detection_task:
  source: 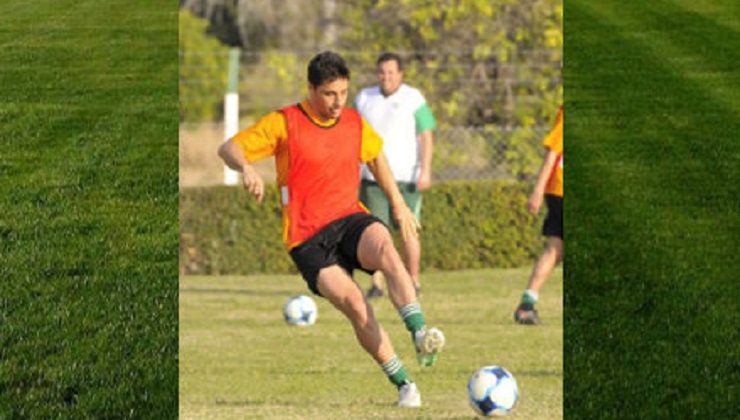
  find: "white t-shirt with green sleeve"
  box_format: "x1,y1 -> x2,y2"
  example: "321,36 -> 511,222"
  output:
355,83 -> 436,183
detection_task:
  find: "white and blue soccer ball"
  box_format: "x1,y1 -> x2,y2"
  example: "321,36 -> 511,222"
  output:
282,294 -> 318,326
467,365 -> 519,417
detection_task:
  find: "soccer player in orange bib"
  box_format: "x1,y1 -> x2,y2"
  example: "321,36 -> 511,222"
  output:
218,51 -> 445,408
514,106 -> 563,325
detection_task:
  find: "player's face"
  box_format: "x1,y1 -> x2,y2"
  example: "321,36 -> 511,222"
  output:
308,77 -> 349,120
378,60 -> 402,96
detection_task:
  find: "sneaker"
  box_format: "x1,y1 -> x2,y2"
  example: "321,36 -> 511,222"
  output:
365,285 -> 384,300
514,302 -> 541,325
398,382 -> 421,407
414,327 -> 445,367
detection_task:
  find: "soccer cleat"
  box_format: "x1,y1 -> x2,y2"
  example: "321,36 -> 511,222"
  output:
398,382 -> 421,407
514,303 -> 541,325
365,285 -> 385,300
414,327 -> 445,367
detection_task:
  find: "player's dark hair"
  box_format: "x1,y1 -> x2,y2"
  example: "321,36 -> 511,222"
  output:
307,51 -> 350,87
377,52 -> 403,71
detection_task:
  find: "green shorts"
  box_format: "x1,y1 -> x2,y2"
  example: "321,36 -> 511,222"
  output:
359,180 -> 422,229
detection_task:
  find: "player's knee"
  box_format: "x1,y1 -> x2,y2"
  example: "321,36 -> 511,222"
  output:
360,223 -> 396,263
378,237 -> 397,261
373,228 -> 397,259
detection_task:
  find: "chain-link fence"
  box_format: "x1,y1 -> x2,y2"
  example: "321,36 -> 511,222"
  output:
179,122 -> 547,188
434,125 -> 547,182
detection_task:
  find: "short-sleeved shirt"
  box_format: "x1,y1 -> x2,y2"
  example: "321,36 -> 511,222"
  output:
355,84 -> 436,183
231,100 -> 384,249
543,107 -> 563,197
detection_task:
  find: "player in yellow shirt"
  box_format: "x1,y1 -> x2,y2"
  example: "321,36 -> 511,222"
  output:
514,106 -> 563,325
218,52 -> 445,407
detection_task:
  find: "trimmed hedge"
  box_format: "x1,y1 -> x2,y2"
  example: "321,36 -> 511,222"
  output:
180,180 -> 543,274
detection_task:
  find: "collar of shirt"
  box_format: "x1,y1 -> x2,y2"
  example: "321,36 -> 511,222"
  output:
299,99 -> 338,127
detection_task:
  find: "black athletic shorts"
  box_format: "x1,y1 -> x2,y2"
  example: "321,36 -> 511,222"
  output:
542,194 -> 563,239
289,212 -> 384,296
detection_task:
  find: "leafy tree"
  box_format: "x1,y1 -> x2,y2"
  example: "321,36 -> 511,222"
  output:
337,0 -> 562,127
337,0 -> 562,179
179,10 -> 229,122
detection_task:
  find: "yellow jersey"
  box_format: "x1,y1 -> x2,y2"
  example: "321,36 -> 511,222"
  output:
543,107 -> 563,197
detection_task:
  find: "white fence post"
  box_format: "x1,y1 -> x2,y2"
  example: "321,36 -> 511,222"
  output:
224,48 -> 240,185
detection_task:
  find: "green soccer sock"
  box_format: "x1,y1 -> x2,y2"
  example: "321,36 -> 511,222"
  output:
399,302 -> 426,335
521,289 -> 539,305
381,355 -> 412,388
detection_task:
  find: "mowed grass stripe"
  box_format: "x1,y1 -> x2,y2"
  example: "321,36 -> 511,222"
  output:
569,1 -> 739,222
566,1 -> 738,418
670,0 -> 740,33
1,1 -> 177,418
584,1 -> 740,117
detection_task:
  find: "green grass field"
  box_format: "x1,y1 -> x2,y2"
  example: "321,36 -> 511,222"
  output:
0,1 -> 177,417
180,268 -> 562,419
566,0 -> 739,417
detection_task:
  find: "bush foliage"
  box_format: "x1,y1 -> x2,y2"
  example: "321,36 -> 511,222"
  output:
180,180 -> 542,275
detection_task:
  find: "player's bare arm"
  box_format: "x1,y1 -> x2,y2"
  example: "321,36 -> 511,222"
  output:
417,130 -> 434,191
366,152 -> 420,243
527,149 -> 559,214
218,140 -> 265,203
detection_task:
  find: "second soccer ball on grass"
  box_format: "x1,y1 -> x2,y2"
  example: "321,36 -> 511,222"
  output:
283,294 -> 318,326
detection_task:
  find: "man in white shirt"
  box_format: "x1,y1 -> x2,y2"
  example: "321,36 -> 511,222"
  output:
355,52 -> 436,299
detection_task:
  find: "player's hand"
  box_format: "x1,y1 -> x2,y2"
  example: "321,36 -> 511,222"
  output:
242,165 -> 265,203
392,204 -> 421,244
527,192 -> 543,214
417,170 -> 432,191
